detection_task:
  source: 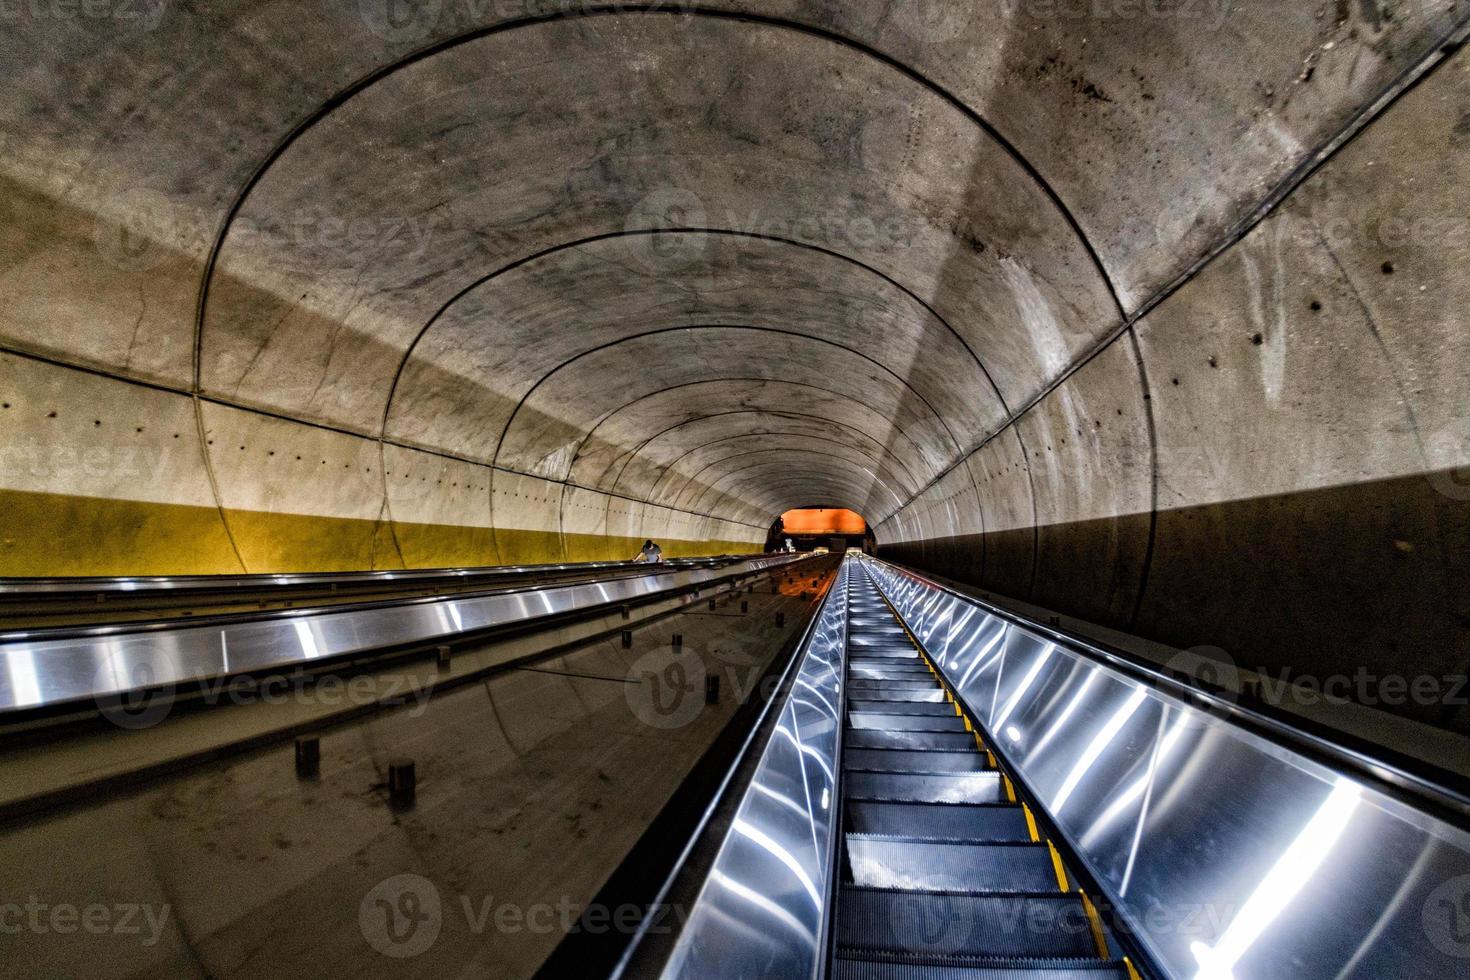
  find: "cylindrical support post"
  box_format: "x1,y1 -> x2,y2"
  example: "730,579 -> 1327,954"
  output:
621,630 -> 633,649
708,597 -> 717,611
621,604 -> 631,621
740,600 -> 749,613
776,612 -> 786,627
705,676 -> 720,705
672,634 -> 683,649
436,645 -> 452,670
388,759 -> 416,809
294,736 -> 320,778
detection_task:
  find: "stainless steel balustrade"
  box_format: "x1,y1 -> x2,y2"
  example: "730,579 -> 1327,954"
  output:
0,555 -> 802,716
0,555 -> 742,597
648,560 -> 850,980
862,556 -> 1470,980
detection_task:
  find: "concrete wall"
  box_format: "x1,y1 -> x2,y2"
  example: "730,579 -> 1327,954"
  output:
880,41 -> 1470,732
0,2 -> 1466,733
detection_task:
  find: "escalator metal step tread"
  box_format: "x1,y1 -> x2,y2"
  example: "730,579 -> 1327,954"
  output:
846,802 -> 1031,842
845,771 -> 1004,805
844,730 -> 978,751
834,957 -> 1129,980
848,689 -> 947,703
848,713 -> 969,733
849,679 -> 943,692
849,668 -> 937,682
849,659 -> 930,669
849,701 -> 957,716
847,838 -> 1059,892
845,749 -> 988,774
836,887 -> 1099,960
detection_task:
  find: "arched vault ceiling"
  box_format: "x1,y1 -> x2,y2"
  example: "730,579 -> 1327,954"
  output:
200,15 -> 1114,434
568,381 -> 942,493
495,327 -> 959,480
384,232 -> 1006,459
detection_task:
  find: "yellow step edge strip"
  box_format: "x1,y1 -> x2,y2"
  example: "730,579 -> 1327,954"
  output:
1081,890 -> 1112,959
1022,805 -> 1041,843
1002,774 -> 1017,803
1047,841 -> 1071,891
1123,957 -> 1143,980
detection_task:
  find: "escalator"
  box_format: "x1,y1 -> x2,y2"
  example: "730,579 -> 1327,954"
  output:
831,568 -> 1136,979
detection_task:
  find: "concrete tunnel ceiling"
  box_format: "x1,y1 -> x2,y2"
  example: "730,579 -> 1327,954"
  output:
2,2 -> 1469,728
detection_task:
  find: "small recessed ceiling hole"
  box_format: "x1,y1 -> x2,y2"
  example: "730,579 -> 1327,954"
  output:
1251,333 -> 1264,346
1381,261 -> 1395,275
1171,377 -> 1180,386
1309,300 -> 1323,311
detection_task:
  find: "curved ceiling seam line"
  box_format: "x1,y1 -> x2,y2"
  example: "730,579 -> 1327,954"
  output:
690,455 -> 895,504
189,4 -> 1125,414
659,446 -> 909,512
606,410 -> 926,494
679,455 -> 893,511
376,228 -> 1008,444
875,14 -> 1470,528
688,457 -> 902,515
492,322 -> 967,474
702,474 -> 892,519
589,390 -> 937,494
653,441 -> 914,509
635,429 -> 921,502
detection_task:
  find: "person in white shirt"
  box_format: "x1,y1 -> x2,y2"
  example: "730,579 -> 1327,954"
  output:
634,540 -> 664,563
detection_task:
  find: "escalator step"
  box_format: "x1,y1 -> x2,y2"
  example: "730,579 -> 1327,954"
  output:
850,669 -> 935,683
845,771 -> 1004,804
849,689 -> 947,704
849,679 -> 943,692
836,887 -> 1099,960
848,712 -> 968,733
846,802 -> 1031,842
848,700 -> 956,716
834,957 -> 1129,980
850,635 -> 918,649
847,839 -> 1060,892
845,749 -> 988,775
844,730 -> 977,751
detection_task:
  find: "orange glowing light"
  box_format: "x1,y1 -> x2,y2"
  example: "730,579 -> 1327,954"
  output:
780,509 -> 867,536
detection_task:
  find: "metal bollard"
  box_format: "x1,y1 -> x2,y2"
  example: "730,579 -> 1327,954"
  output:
388,759 -> 416,809
621,604 -> 631,621
622,630 -> 633,649
672,634 -> 683,649
776,612 -> 786,627
436,645 -> 452,670
708,597 -> 717,610
740,600 -> 749,613
705,676 -> 720,705
294,736 -> 320,778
